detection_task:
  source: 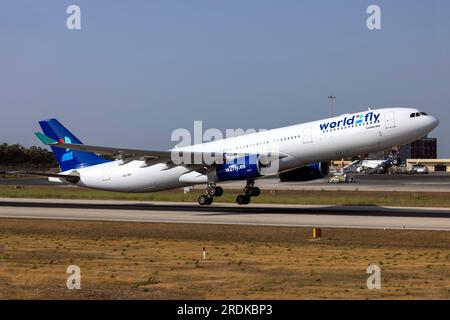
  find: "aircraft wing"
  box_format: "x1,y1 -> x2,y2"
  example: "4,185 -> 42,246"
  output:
35,132 -> 287,165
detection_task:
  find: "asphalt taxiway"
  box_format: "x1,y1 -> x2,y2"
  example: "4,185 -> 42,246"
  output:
0,198 -> 449,231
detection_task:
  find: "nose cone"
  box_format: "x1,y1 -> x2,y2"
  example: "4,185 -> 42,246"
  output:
421,114 -> 439,134
429,115 -> 439,130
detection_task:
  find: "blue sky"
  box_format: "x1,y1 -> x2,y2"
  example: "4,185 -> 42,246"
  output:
1,1 -> 449,156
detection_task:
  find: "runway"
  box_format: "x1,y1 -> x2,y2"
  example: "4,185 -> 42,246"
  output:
1,198 -> 450,231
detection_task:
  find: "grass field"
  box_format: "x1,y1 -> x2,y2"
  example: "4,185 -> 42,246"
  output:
1,185 -> 450,207
0,219 -> 449,299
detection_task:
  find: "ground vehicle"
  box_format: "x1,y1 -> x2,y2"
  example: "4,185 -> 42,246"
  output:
409,165 -> 429,174
327,174 -> 355,183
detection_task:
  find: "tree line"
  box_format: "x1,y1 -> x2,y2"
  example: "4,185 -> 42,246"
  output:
0,143 -> 56,166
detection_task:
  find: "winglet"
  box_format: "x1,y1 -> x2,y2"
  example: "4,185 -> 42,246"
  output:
35,132 -> 56,145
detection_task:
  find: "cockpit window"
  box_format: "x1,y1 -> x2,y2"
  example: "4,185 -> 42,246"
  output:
411,112 -> 428,118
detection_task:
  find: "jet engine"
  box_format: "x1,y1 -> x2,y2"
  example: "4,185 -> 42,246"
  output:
215,154 -> 263,181
279,162 -> 330,182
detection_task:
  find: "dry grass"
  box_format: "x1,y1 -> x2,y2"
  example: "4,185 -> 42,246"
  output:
0,218 -> 449,299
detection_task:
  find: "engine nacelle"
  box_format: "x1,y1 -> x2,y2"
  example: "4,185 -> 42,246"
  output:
279,162 -> 330,182
215,154 -> 261,181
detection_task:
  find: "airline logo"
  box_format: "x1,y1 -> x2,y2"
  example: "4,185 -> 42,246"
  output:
319,112 -> 381,131
355,114 -> 364,124
59,136 -> 74,162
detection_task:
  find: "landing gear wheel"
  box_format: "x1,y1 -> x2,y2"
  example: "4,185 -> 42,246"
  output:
392,158 -> 402,166
207,186 -> 223,197
236,194 -> 251,205
245,186 -> 260,197
214,186 -> 223,197
198,195 -> 213,205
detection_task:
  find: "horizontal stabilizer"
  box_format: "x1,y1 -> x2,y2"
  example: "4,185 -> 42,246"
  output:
34,132 -> 56,145
8,171 -> 81,184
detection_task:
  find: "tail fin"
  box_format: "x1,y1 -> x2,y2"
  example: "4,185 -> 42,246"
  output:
38,119 -> 110,171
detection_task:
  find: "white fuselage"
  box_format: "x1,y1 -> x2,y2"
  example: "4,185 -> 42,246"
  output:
58,108 -> 438,192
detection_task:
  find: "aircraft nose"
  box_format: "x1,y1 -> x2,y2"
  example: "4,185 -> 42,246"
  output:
425,115 -> 439,131
430,115 -> 439,129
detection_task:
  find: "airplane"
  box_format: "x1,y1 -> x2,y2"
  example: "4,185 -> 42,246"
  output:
31,107 -> 438,205
349,146 -> 402,174
354,158 -> 400,174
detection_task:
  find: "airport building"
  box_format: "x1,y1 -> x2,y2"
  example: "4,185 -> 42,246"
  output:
332,135 -> 448,173
401,135 -> 437,160
368,135 -> 438,161
406,159 -> 450,172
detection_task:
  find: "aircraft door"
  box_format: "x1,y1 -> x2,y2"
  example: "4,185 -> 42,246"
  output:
102,168 -> 112,182
385,111 -> 396,129
303,127 -> 312,144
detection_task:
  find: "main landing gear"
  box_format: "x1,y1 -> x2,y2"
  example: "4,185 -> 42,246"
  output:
197,184 -> 223,206
236,180 -> 260,205
197,181 -> 261,206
